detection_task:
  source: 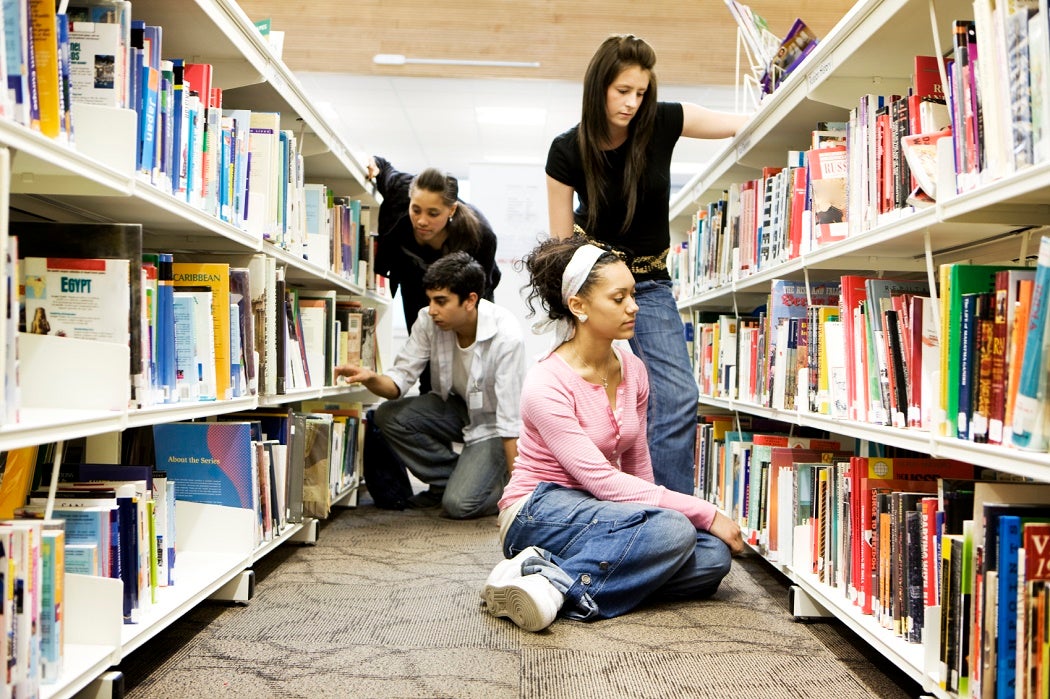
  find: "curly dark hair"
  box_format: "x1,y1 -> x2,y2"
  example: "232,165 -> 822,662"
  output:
520,235 -> 622,324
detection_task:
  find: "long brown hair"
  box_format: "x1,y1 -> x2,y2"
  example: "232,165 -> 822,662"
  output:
410,168 -> 482,253
578,34 -> 658,236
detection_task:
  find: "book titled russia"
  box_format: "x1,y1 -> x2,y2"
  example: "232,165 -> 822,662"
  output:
806,145 -> 849,248
22,256 -> 130,342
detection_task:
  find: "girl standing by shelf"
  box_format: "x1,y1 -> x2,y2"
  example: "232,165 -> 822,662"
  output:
545,34 -> 750,494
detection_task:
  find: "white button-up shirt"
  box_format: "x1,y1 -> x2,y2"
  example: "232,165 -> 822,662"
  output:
385,299 -> 525,445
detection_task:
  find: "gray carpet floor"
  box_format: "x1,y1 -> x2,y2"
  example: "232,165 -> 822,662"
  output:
119,498 -> 924,698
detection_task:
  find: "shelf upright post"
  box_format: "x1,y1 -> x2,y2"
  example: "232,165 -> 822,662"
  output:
43,440 -> 65,520
921,229 -> 944,457
922,229 -> 940,333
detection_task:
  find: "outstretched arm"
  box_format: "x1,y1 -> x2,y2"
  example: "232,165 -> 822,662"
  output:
680,103 -> 751,140
333,364 -> 401,400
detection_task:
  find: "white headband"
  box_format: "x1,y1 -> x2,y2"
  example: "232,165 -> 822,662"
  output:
561,244 -> 606,305
532,244 -> 606,345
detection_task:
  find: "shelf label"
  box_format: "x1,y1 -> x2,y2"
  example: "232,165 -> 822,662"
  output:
268,67 -> 287,93
807,60 -> 833,88
735,136 -> 751,159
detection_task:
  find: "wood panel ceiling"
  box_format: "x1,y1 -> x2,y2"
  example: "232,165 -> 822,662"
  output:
236,1 -> 857,86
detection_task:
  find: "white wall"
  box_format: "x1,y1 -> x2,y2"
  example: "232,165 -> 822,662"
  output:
467,163 -> 554,364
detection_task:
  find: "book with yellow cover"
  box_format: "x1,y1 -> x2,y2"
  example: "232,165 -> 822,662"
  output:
29,0 -> 61,138
173,262 -> 232,400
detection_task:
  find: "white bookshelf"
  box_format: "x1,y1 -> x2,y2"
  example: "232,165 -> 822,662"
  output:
672,0 -> 1050,694
0,1 -> 389,696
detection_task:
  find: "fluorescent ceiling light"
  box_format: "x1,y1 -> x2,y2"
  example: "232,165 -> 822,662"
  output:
374,53 -> 540,68
482,154 -> 544,165
475,107 -> 546,127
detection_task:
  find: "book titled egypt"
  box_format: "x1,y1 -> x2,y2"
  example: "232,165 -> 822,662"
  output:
22,256 -> 130,343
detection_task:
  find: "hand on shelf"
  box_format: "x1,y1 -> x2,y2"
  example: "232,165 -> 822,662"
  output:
334,364 -> 375,385
366,156 -> 379,182
708,512 -> 745,556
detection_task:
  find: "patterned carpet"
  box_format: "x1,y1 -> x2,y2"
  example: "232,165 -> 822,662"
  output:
120,500 -> 923,698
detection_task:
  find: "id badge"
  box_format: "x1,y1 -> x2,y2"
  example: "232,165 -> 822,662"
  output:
469,389 -> 484,410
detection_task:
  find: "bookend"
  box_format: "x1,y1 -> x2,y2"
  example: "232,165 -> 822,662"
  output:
77,670 -> 126,699
210,569 -> 255,604
788,585 -> 833,620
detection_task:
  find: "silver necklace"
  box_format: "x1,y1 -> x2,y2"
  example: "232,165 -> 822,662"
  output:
571,344 -> 616,389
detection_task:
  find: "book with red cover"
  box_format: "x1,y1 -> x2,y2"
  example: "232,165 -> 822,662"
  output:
788,165 -> 808,259
840,276 -> 871,422
913,55 -> 947,101
875,106 -> 893,215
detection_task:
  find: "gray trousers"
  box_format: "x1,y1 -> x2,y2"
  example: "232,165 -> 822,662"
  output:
374,393 -> 507,519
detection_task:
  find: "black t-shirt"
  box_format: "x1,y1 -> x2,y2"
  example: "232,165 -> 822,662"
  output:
545,102 -> 683,279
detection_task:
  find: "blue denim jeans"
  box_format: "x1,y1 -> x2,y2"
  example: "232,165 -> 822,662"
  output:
375,393 -> 507,518
502,482 -> 732,620
629,279 -> 700,494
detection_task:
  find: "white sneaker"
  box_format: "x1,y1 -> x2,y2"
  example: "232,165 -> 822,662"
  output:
481,546 -> 546,597
482,573 -> 564,632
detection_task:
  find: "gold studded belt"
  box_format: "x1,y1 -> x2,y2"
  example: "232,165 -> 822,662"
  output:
571,224 -> 667,275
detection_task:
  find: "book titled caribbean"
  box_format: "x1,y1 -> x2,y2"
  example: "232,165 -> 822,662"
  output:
152,422 -> 254,510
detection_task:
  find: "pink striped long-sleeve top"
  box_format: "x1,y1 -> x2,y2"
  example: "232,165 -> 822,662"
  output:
499,347 -> 716,530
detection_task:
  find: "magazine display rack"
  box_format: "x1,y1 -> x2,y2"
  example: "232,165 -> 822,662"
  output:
670,0 -> 1050,695
0,1 -> 386,697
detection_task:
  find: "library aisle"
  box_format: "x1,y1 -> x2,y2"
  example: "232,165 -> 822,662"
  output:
118,495 -> 923,698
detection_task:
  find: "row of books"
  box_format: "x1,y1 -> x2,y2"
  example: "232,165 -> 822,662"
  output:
694,418 -> 1050,698
672,9 -> 1050,301
0,516 -> 66,695
0,400 -> 369,625
0,3 -> 378,286
3,222 -> 382,422
689,258 -> 1050,453
952,6 -> 1050,193
669,54 -> 950,299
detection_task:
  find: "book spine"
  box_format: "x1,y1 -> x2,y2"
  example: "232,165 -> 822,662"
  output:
989,272 -> 1010,443
1012,236 -> 1050,449
971,298 -> 994,443
956,293 -> 978,440
997,515 -> 1022,698
884,309 -> 909,428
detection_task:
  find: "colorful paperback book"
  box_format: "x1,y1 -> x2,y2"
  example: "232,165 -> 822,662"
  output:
17,221 -> 146,404
173,262 -> 231,400
67,1 -> 131,108
807,146 -> 849,247
22,256 -> 130,343
152,421 -> 256,510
